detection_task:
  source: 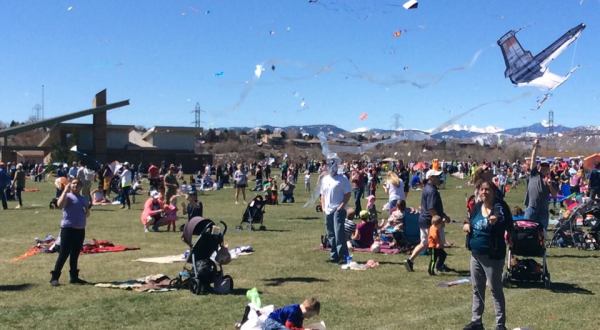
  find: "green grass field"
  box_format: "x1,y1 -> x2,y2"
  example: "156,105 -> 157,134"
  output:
1,174 -> 599,330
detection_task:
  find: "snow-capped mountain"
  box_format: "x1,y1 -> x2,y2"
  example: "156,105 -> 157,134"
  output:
437,124 -> 504,134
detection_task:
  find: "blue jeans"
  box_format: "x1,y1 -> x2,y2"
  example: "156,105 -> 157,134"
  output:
353,187 -> 364,213
325,208 -> 348,261
524,206 -> 549,230
263,318 -> 288,330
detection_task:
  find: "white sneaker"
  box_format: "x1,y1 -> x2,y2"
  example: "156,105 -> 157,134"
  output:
15,205 -> 21,209
144,227 -> 149,233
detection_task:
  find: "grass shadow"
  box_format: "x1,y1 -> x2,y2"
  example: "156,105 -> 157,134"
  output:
263,277 -> 329,287
258,229 -> 291,232
378,261 -> 403,265
0,283 -> 34,291
294,216 -> 320,220
550,282 -> 594,294
228,288 -> 253,296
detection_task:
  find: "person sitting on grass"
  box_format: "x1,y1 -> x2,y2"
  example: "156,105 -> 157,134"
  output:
379,206 -> 406,249
264,297 -> 321,330
90,188 -> 111,205
351,210 -> 376,249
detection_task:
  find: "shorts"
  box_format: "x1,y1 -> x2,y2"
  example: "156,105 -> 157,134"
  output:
419,227 -> 429,246
235,183 -> 247,189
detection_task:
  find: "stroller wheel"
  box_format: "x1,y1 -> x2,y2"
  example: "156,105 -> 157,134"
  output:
214,275 -> 234,294
543,272 -> 551,289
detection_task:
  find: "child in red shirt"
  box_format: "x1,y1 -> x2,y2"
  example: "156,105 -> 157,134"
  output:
428,215 -> 447,275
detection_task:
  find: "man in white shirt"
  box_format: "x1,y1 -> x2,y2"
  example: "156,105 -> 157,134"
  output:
320,156 -> 352,264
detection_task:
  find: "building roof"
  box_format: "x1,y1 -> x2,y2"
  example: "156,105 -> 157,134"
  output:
141,126 -> 200,140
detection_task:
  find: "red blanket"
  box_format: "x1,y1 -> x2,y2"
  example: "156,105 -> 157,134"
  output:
81,239 -> 140,254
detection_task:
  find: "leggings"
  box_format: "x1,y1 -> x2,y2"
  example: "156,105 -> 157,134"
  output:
15,187 -> 23,206
53,227 -> 85,273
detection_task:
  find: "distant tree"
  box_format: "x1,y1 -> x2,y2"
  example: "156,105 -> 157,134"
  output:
204,129 -> 218,143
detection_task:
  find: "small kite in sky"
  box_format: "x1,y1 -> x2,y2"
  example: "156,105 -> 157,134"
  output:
393,31 -> 402,38
359,112 -> 368,121
300,99 -> 307,109
67,6 -> 74,11
214,71 -> 224,77
403,0 -> 418,10
254,65 -> 264,79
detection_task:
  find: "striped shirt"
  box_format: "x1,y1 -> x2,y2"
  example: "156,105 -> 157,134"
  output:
344,219 -> 356,240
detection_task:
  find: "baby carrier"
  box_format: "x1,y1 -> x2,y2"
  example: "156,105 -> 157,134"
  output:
503,220 -> 550,288
171,217 -> 233,295
237,196 -> 266,231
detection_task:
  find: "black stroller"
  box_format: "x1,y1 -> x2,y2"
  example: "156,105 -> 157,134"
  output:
503,220 -> 550,288
236,195 -> 266,231
548,199 -> 600,250
171,217 -> 233,295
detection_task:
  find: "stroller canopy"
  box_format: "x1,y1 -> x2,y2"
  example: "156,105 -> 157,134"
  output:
182,217 -> 215,247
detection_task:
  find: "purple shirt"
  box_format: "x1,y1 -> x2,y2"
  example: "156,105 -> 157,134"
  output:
61,193 -> 88,229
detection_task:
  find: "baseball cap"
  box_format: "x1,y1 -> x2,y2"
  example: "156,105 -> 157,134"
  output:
425,169 -> 443,180
359,210 -> 369,219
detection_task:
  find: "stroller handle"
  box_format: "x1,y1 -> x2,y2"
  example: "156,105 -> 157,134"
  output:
220,221 -> 228,236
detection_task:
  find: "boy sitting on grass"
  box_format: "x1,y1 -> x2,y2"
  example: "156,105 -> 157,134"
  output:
264,297 -> 321,330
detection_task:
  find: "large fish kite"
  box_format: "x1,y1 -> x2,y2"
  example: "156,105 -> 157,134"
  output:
498,23 -> 585,91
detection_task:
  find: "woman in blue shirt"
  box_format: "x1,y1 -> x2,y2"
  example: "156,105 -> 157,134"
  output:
463,179 -> 508,330
50,179 -> 90,286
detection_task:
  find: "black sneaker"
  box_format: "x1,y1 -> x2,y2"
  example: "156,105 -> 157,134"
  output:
463,321 -> 484,330
437,265 -> 456,273
495,326 -> 507,330
404,259 -> 414,272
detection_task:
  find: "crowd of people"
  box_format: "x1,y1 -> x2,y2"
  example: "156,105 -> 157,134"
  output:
5,140 -> 600,330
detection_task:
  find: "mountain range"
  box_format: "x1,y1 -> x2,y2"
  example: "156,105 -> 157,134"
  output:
225,123 -> 585,140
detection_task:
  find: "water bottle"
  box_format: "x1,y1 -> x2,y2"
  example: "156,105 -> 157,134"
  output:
346,254 -> 353,264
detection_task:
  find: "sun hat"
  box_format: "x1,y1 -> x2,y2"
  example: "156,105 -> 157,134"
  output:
425,169 -> 443,180
359,210 -> 369,219
150,190 -> 160,199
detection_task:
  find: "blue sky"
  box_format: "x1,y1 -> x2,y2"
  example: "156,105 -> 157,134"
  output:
0,1 -> 598,132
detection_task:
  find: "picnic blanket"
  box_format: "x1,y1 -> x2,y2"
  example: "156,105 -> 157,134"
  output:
95,274 -> 175,292
11,237 -> 139,262
10,235 -> 58,262
81,239 -> 140,254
